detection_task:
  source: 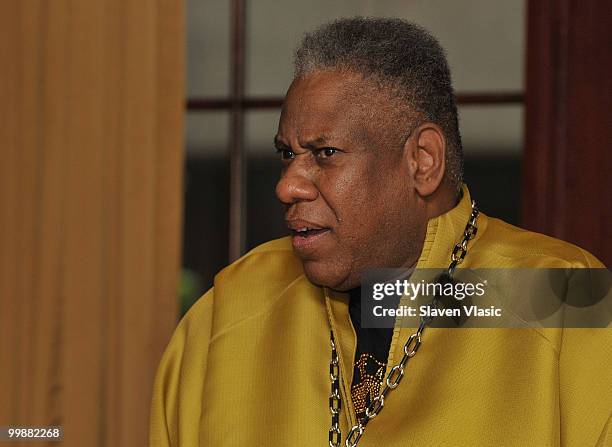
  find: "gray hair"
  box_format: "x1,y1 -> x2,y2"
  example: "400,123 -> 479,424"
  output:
294,17 -> 463,189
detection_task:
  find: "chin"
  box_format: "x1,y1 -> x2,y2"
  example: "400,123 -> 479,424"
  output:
302,259 -> 355,292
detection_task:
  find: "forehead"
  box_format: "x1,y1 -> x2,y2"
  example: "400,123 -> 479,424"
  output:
278,70 -> 373,143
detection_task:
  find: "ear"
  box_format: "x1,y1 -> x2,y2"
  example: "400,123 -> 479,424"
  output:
405,123 -> 446,197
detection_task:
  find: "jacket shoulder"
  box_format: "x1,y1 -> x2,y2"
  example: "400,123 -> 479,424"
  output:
244,236 -> 294,255
202,236 -> 305,331
475,215 -> 605,268
216,236 -> 302,283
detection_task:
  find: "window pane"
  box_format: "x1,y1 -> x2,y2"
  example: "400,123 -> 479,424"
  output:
182,112 -> 230,313
185,112 -> 229,157
187,0 -> 230,97
460,105 -> 524,225
246,0 -> 524,96
245,110 -> 288,251
459,104 -> 523,156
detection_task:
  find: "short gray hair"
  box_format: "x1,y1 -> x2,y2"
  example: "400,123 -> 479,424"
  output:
294,17 -> 463,188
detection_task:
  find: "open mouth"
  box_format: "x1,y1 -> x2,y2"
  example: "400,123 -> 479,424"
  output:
290,227 -> 331,249
291,227 -> 329,237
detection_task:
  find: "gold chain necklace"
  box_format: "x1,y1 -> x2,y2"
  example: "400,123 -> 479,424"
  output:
328,200 -> 480,447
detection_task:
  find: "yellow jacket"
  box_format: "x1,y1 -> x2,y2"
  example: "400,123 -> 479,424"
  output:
150,189 -> 610,446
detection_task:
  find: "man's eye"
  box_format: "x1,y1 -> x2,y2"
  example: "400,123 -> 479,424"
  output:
277,148 -> 295,160
317,147 -> 337,158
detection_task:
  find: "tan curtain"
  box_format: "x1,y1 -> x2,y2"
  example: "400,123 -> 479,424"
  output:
0,1 -> 184,445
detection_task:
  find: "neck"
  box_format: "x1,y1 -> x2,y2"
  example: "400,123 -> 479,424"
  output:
404,183 -> 461,271
424,182 -> 460,221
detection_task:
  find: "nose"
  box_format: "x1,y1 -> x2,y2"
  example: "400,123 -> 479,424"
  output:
275,161 -> 319,206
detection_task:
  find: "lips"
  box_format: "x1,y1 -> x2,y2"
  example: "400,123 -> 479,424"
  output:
286,219 -> 331,250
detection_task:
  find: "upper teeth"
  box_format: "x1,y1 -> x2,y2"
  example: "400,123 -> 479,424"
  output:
296,228 -> 310,232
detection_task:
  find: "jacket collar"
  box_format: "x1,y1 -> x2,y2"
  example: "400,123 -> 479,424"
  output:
417,184 -> 482,269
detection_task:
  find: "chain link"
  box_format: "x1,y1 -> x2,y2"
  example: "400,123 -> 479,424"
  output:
329,335 -> 342,447
328,201 -> 479,446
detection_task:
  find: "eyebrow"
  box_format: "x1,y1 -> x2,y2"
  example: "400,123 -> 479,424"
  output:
273,136 -> 289,150
273,135 -> 331,150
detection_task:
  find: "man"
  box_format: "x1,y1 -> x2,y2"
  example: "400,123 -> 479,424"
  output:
150,18 -> 610,446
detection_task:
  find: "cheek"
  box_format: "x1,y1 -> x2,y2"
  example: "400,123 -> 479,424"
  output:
332,163 -> 408,225
323,161 -> 380,213
331,169 -> 414,259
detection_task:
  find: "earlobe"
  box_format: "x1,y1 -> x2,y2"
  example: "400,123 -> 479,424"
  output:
411,124 -> 446,197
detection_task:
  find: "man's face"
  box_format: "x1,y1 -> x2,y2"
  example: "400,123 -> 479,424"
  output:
275,70 -> 426,291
